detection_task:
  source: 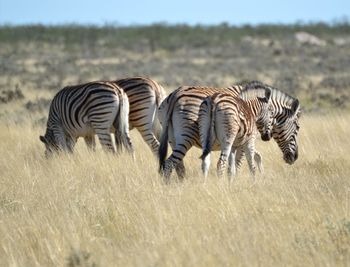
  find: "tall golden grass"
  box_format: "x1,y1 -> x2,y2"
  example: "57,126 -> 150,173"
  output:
0,112 -> 349,266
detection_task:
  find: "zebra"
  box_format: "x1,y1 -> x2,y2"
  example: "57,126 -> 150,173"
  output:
199,87 -> 273,180
158,81 -> 300,181
113,77 -> 166,155
39,81 -> 133,157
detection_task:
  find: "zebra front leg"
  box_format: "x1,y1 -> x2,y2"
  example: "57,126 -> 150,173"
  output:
244,139 -> 256,177
54,128 -> 70,152
84,135 -> 96,151
201,153 -> 211,180
254,151 -> 264,173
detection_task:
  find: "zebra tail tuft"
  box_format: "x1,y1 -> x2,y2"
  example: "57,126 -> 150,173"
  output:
158,122 -> 169,173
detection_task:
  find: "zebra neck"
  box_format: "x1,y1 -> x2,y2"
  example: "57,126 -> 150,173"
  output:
243,99 -> 261,118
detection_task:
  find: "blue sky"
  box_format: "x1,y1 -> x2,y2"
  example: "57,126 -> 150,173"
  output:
0,0 -> 349,25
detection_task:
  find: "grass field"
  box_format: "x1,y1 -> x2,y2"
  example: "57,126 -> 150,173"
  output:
1,24 -> 350,266
0,112 -> 349,266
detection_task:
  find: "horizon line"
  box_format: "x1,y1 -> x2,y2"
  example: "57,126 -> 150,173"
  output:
0,17 -> 349,28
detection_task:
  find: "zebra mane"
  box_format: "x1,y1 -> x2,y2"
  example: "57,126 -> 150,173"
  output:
239,87 -> 268,101
238,80 -> 298,109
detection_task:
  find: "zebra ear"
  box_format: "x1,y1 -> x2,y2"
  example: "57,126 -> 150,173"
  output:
40,135 -> 47,144
290,99 -> 300,116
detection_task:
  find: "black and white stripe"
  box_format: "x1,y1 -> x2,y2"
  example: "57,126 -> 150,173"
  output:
158,81 -> 300,180
114,77 -> 166,155
40,81 -> 133,157
198,87 -> 273,179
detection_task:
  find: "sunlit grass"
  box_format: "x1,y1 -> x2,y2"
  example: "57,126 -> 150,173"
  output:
0,113 -> 349,266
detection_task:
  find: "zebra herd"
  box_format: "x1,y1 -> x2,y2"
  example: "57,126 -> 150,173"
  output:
40,77 -> 300,182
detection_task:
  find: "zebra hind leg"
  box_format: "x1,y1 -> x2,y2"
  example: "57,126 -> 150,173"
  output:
234,147 -> 245,175
218,138 -> 234,180
138,127 -> 159,156
217,153 -> 229,179
175,160 -> 186,182
201,153 -> 211,180
227,149 -> 236,181
161,159 -> 174,184
94,129 -> 115,153
84,135 -> 96,151
65,135 -> 77,153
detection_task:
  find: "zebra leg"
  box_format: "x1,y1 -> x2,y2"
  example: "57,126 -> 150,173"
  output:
201,152 -> 211,179
161,157 -> 174,183
129,101 -> 160,155
162,157 -> 186,183
94,128 -> 115,153
162,140 -> 189,182
234,147 -> 245,173
244,139 -> 256,177
137,127 -> 159,156
53,127 -> 69,152
217,146 -> 232,179
175,160 -> 186,181
84,135 -> 96,151
65,135 -> 77,153
254,151 -> 264,173
227,148 -> 236,181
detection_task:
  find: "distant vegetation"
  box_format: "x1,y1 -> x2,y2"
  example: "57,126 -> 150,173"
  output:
0,22 -> 350,116
1,22 -> 350,49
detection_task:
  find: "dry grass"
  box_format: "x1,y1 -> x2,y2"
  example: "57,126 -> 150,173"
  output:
0,112 -> 349,267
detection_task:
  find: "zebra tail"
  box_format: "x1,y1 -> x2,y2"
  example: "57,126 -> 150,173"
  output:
115,92 -> 133,154
200,97 -> 215,160
158,120 -> 169,173
158,90 -> 177,173
153,84 -> 167,141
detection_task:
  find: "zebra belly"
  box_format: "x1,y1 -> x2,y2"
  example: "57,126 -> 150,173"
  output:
64,124 -> 95,139
192,140 -> 221,151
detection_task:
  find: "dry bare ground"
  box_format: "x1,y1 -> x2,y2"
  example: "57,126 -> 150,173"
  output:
0,112 -> 349,266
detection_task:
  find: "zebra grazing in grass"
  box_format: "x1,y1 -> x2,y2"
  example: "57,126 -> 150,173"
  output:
199,87 -> 273,179
40,81 -> 133,157
114,77 -> 166,155
158,81 -> 300,181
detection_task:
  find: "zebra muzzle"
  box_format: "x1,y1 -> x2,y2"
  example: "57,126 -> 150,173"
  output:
284,151 -> 297,164
261,132 -> 271,141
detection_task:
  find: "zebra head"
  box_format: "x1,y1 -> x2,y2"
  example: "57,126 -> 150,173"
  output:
39,128 -> 59,158
240,86 -> 274,142
272,99 -> 300,164
255,87 -> 274,142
